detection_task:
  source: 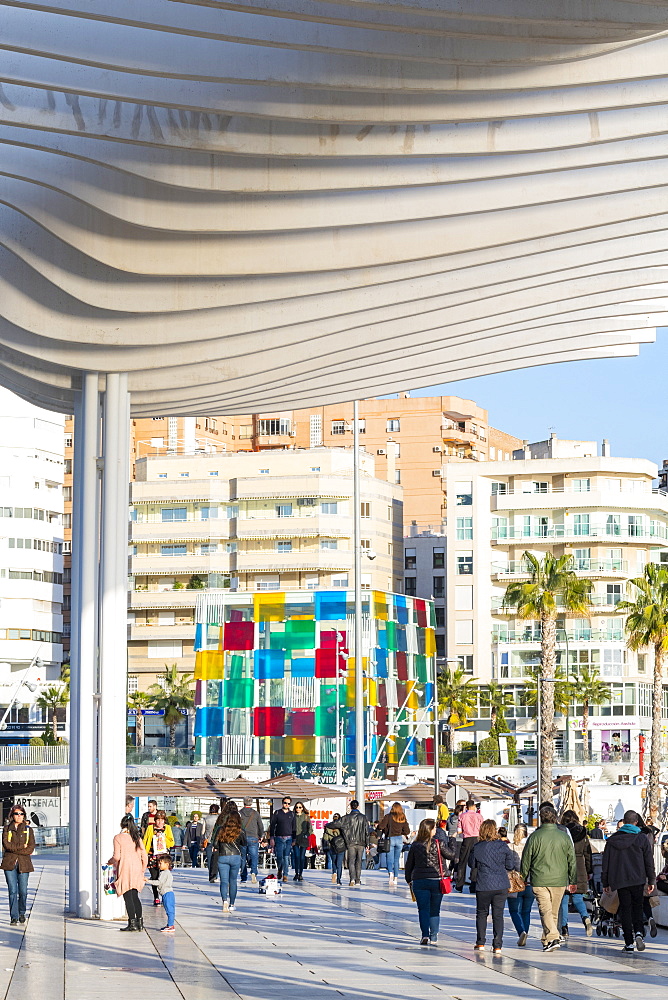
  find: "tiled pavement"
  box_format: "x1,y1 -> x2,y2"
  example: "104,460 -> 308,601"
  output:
3,855 -> 668,999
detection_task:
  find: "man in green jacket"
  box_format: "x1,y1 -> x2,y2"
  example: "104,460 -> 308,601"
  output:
521,805 -> 577,951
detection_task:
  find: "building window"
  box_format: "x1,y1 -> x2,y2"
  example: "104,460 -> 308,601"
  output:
606,584 -> 622,606
309,415 -> 323,448
200,506 -> 218,520
572,478 -> 590,492
201,543 -> 218,554
322,502 -> 338,514
64,459 -> 72,475
435,634 -> 445,657
395,470 -> 401,485
276,504 -> 293,518
63,486 -> 72,502
491,481 -> 507,495
161,544 -> 187,556
456,517 -> 473,540
63,514 -> 72,529
360,503 -> 371,518
456,552 -> 473,575
227,505 -> 239,519
311,467 -> 320,473
638,654 -> 646,674
404,577 -> 417,596
238,425 -> 253,439
128,675 -> 138,694
209,470 -> 219,477
162,507 -> 187,522
226,542 -> 237,553
458,654 -> 474,674
321,539 -> 338,550
180,472 -> 189,478
455,585 -> 473,611
331,420 -> 346,435
386,419 -> 400,432
455,620 -> 473,644
606,514 -> 621,536
405,548 -> 416,570
259,469 -> 269,475
158,473 -> 167,479
148,639 -> 183,659
357,419 -> 366,434
434,606 -> 445,628
573,514 -> 589,536
433,577 -> 445,598
277,540 -> 292,553
332,575 -> 348,588
455,482 -> 473,506
628,515 -> 643,537
432,547 -> 445,569
298,498 -> 316,507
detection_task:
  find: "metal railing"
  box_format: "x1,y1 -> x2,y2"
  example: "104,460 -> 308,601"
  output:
492,527 -> 667,542
126,747 -> 196,767
0,745 -> 69,766
492,629 -> 624,643
491,595 -> 623,612
491,559 -> 628,576
33,826 -> 68,848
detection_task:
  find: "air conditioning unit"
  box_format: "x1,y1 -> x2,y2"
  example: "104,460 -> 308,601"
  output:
432,446 -> 442,453
432,470 -> 442,477
377,448 -> 386,455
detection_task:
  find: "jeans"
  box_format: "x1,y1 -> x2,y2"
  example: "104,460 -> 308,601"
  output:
476,889 -> 508,948
189,843 -> 200,868
347,845 -> 364,884
241,837 -> 259,881
388,837 -> 403,879
558,891 -> 588,930
205,843 -> 215,876
294,844 -> 307,877
412,878 -> 442,940
617,884 -> 645,945
274,836 -> 292,877
218,855 -> 242,905
162,891 -> 176,927
331,851 -> 344,884
507,884 -> 534,935
4,867 -> 28,922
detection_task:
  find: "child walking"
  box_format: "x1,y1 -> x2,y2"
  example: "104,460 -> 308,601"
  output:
146,855 -> 176,932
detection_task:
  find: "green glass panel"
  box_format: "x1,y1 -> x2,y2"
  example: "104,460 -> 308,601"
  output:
320,682 -> 345,708
269,630 -> 287,650
385,620 -> 398,651
284,619 -> 316,649
315,706 -> 337,738
224,678 -> 254,708
228,654 -> 244,680
415,655 -> 428,682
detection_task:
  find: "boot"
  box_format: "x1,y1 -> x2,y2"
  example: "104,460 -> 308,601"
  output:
120,918 -> 139,932
137,917 -> 144,931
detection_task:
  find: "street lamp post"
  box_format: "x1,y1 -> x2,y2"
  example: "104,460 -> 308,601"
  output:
433,657 -> 459,798
353,401 -> 365,807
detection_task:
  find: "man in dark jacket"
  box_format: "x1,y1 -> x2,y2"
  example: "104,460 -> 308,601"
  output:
240,798 -> 264,885
602,809 -> 656,952
269,796 -> 296,882
338,800 -> 370,887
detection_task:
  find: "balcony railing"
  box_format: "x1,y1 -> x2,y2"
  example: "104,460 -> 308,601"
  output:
0,745 -> 69,766
491,559 -> 628,577
492,526 -> 666,542
493,628 -> 624,643
491,595 -> 624,612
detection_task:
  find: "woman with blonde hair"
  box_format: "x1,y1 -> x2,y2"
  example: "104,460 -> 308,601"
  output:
378,801 -> 411,886
469,819 -> 519,953
404,818 -> 455,945
507,822 -> 534,946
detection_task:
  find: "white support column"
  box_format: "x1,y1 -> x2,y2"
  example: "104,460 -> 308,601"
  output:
98,373 -> 130,919
353,400 -> 365,806
68,372 -> 100,918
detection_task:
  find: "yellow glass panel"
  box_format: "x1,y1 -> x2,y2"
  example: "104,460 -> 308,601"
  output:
372,590 -> 389,621
254,592 -> 286,622
194,650 -> 225,680
407,681 -> 419,710
365,678 -> 378,707
283,737 -> 316,762
386,733 -> 398,763
425,628 -> 436,656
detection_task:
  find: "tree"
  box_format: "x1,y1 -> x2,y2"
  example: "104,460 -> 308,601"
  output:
618,563 -> 668,812
572,665 -> 609,762
187,574 -> 206,590
503,552 -> 591,799
437,666 -> 477,755
36,683 -> 69,741
148,663 -> 195,748
128,690 -> 154,747
483,680 -> 515,729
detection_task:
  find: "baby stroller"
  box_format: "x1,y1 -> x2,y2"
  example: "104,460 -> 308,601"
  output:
591,886 -> 622,938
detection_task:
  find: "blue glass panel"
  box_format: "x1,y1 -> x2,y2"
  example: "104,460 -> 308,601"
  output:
315,591 -> 347,621
194,706 -> 224,737
194,623 -> 204,651
375,649 -> 388,678
254,649 -> 285,679
291,657 -> 315,678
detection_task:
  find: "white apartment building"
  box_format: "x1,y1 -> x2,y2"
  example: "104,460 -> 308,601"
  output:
0,389 -> 65,743
444,441 -> 668,759
129,448 -> 403,689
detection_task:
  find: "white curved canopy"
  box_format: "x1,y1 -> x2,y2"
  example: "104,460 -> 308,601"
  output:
0,1 -> 666,414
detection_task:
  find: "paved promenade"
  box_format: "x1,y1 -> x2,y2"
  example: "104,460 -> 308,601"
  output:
2,855 -> 668,999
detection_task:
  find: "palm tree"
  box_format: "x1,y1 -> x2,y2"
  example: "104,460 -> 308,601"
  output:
36,683 -> 69,740
437,666 -> 477,755
483,680 -> 515,729
503,552 -> 591,799
148,663 -> 195,748
571,665 -> 609,762
618,563 -> 668,812
128,690 -> 154,747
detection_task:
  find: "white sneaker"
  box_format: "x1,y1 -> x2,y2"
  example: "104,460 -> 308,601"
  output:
229,905 -> 236,912
251,874 -> 257,885
223,901 -> 229,912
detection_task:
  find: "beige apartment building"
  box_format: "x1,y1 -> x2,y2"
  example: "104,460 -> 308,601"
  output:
132,395 -> 522,529
128,448 -> 402,689
443,439 -> 668,760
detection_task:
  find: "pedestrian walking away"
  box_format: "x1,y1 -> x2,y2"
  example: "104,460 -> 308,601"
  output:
142,811 -> 175,905
202,804 -> 220,878
2,804 -> 35,925
108,814 -> 148,932
559,810 -> 593,939
446,804 -> 463,875
269,796 -> 296,883
338,800 -> 370,887
405,818 -> 455,945
456,800 -> 483,892
470,819 -> 519,953
239,798 -> 264,885
214,802 -> 247,912
378,802 -> 410,887
146,855 -> 176,932
520,805 -> 576,952
323,813 -> 346,886
507,823 -> 534,947
601,809 -> 655,952
293,802 -> 312,882
185,812 -> 203,868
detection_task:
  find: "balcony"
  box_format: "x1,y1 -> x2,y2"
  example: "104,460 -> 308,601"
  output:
130,555 -> 231,576
130,590 -> 201,609
237,514 -> 350,537
491,526 -> 666,543
491,594 -> 625,613
493,629 -> 624,644
235,550 -> 351,573
129,624 -> 195,640
132,521 -> 232,543
491,559 -> 629,579
491,486 -> 668,515
131,480 -> 228,503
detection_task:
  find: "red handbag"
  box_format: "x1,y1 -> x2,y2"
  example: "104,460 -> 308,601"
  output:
437,840 -> 452,895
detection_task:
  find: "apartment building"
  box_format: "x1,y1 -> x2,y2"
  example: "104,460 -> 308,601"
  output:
403,529 -> 447,659
131,396 -> 523,529
443,439 -> 668,758
0,390 -> 65,743
128,448 -> 402,690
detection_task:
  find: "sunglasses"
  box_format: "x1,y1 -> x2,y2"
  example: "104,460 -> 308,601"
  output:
11,811 -> 25,817
283,801 -> 291,805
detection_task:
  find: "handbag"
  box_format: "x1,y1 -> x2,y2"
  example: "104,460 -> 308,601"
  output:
436,841 -> 452,895
508,869 -> 526,894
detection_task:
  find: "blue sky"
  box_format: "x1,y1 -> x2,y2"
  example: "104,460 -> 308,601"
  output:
412,331 -> 666,469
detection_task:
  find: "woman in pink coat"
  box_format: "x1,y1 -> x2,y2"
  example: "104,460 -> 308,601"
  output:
109,815 -> 148,931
